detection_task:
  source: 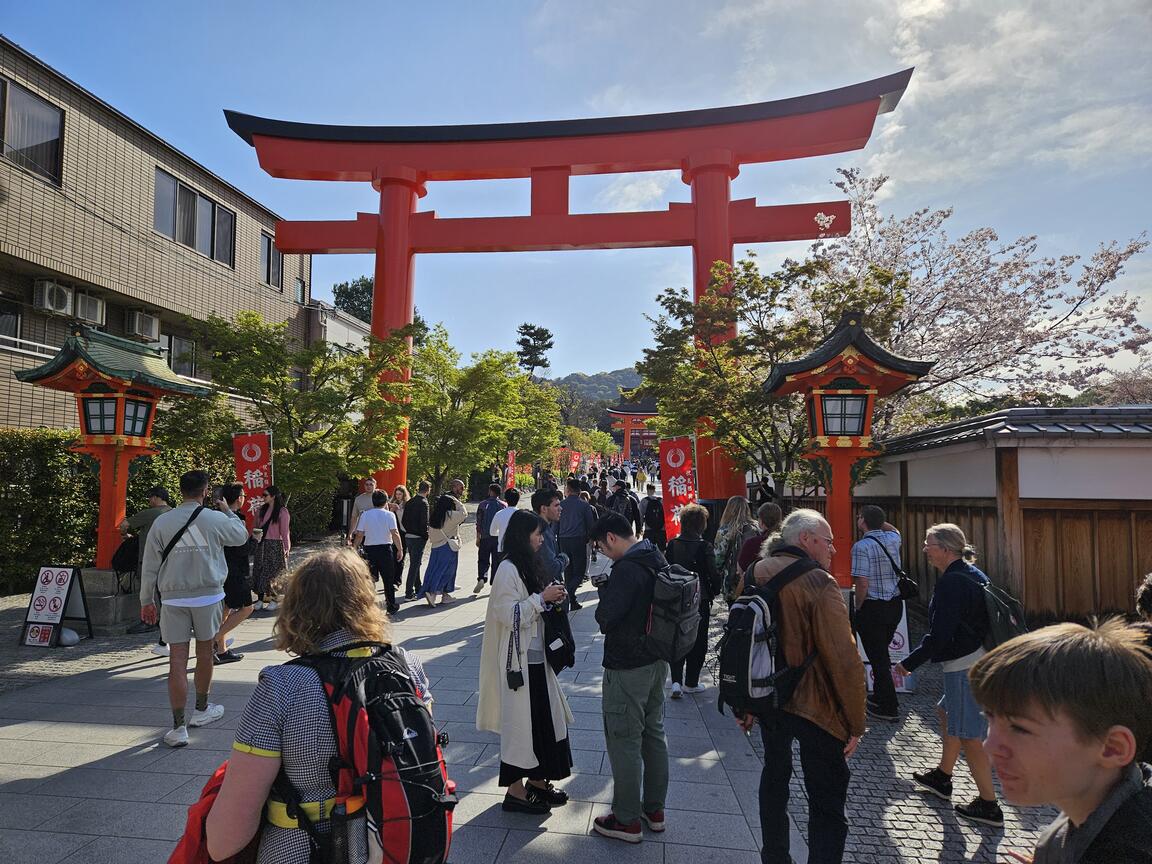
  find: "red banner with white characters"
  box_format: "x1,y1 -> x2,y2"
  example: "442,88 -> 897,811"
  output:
659,436 -> 695,541
505,450 -> 517,489
233,430 -> 273,525
569,451 -> 581,474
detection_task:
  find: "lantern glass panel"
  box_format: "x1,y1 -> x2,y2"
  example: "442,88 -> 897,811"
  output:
123,399 -> 152,437
83,398 -> 117,435
821,395 -> 868,436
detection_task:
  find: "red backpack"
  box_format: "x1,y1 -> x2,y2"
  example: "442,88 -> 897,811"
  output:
171,643 -> 456,864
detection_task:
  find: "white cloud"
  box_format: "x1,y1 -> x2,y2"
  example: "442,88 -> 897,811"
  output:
595,172 -> 678,212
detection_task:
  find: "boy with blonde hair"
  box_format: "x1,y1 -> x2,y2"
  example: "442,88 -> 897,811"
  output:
968,619 -> 1152,863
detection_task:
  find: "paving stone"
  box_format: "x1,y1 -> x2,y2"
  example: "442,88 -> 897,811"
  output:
0,828 -> 93,864
58,836 -> 176,864
497,826 -> 666,864
0,791 -> 83,829
49,797 -> 188,841
651,809 -> 759,849
28,767 -> 196,803
453,790 -> 594,835
447,825 -> 508,864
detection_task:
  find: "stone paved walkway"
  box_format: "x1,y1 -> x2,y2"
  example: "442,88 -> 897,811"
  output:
0,537 -> 1054,863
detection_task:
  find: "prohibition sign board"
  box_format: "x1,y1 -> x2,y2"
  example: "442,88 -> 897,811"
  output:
20,566 -> 93,648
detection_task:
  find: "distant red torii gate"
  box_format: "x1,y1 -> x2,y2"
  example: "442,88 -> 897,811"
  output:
225,68 -> 912,498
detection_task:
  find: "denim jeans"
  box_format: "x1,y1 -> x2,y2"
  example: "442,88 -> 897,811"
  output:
404,535 -> 427,597
758,710 -> 850,864
855,597 -> 904,714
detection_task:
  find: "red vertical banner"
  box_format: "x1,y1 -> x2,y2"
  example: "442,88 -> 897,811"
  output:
232,430 -> 273,527
569,451 -> 581,474
659,436 -> 695,541
505,450 -> 517,489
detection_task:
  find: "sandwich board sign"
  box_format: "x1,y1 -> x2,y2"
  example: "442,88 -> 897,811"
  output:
20,566 -> 94,648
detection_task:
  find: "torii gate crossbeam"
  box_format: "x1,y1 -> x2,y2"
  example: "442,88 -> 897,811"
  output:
226,68 -> 912,498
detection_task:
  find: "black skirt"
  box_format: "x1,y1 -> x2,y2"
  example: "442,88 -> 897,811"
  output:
498,662 -> 573,786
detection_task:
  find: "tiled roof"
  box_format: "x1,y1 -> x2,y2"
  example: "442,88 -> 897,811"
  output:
14,326 -> 212,397
880,406 -> 1152,455
608,395 -> 659,416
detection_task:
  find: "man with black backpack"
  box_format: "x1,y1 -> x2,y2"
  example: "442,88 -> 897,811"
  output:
606,480 -> 642,535
638,484 -> 666,552
591,512 -> 671,844
732,508 -> 866,864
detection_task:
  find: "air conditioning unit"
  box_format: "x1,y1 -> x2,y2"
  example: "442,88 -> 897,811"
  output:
73,292 -> 106,326
125,310 -> 160,342
32,279 -> 73,316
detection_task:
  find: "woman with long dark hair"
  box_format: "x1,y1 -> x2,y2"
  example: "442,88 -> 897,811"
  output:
477,510 -> 572,814
418,479 -> 467,607
252,486 -> 290,611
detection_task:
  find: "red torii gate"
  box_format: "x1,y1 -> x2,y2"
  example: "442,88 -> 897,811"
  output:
608,397 -> 659,462
225,68 -> 912,498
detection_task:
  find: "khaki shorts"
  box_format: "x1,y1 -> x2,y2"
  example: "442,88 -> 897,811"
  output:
160,602 -> 223,645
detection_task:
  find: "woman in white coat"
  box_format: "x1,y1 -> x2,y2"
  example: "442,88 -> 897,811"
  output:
477,510 -> 574,813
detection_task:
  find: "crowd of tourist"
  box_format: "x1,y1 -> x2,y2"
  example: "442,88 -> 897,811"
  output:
133,468 -> 1152,864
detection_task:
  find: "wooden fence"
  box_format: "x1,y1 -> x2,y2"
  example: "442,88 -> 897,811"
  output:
781,495 -> 1152,618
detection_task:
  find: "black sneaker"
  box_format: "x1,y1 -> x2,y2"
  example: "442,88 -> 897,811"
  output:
955,797 -> 1003,827
866,702 -> 899,721
912,768 -> 953,800
502,790 -> 551,814
213,650 -> 244,665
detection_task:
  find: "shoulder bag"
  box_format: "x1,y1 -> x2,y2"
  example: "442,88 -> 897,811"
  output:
866,536 -> 918,601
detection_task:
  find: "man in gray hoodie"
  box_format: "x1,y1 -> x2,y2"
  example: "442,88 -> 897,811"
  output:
140,470 -> 249,747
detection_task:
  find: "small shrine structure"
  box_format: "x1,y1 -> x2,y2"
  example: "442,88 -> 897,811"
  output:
15,326 -> 211,569
764,312 -> 933,586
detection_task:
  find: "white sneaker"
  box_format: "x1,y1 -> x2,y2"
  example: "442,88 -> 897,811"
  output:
265,601 -> 278,612
163,725 -> 189,747
671,682 -> 682,699
189,703 -> 224,727
253,601 -> 264,611
150,643 -> 169,657
682,684 -> 707,694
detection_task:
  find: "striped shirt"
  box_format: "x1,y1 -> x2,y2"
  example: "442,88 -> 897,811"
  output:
850,529 -> 903,601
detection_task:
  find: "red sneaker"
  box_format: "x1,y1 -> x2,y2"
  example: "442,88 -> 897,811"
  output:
593,814 -> 642,843
642,809 -> 665,832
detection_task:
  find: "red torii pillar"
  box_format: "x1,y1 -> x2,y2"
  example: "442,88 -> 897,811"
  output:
226,68 -> 911,498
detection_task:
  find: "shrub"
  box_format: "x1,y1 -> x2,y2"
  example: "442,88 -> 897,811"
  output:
0,429 -> 99,595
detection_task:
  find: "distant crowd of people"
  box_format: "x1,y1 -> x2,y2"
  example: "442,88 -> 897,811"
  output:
135,469 -> 1152,864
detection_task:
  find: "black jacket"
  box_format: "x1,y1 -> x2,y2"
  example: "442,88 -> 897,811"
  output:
223,509 -> 252,581
606,491 -> 642,534
401,494 -> 429,538
903,558 -> 989,673
667,534 -> 719,601
595,540 -> 667,670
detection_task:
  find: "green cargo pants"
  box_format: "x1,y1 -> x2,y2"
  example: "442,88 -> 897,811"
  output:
601,660 -> 670,824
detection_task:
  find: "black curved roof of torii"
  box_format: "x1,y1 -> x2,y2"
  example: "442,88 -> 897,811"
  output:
225,69 -> 913,146
608,395 -> 659,416
763,311 -> 936,394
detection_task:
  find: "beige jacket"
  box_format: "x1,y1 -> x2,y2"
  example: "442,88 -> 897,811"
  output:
476,559 -> 572,769
427,496 -> 467,549
748,553 -> 867,742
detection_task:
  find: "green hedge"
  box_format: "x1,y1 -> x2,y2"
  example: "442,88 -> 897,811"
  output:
0,429 -> 100,595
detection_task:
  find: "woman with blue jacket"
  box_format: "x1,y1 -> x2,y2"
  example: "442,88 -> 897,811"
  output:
896,523 -> 1003,828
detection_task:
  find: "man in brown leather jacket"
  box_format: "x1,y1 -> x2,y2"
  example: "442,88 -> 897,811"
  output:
738,508 -> 867,864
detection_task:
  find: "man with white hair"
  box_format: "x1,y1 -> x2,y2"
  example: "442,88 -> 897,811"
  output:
737,508 -> 867,864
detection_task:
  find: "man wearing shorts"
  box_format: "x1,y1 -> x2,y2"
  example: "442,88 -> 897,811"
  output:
214,483 -> 254,664
140,470 -> 248,747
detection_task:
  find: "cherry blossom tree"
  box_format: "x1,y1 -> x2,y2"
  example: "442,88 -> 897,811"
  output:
635,170 -> 1149,489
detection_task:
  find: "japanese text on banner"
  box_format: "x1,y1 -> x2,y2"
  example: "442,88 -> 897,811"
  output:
659,437 -> 696,541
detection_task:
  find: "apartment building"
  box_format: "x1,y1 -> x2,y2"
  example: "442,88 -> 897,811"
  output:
0,35 -> 313,428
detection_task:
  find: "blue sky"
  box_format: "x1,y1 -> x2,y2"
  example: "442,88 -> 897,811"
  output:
5,0 -> 1150,376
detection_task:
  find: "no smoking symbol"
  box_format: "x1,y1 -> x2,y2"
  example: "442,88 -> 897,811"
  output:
33,596 -> 46,611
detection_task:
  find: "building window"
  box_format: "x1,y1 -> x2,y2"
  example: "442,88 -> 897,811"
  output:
153,168 -> 234,266
294,277 -> 306,304
260,234 -> 282,289
167,334 -> 196,377
0,300 -> 20,341
0,78 -> 64,185
123,399 -> 152,437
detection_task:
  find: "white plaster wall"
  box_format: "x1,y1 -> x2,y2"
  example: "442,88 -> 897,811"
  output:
906,448 -> 997,498
1018,447 -> 1152,500
322,314 -> 370,352
854,466 -> 900,497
